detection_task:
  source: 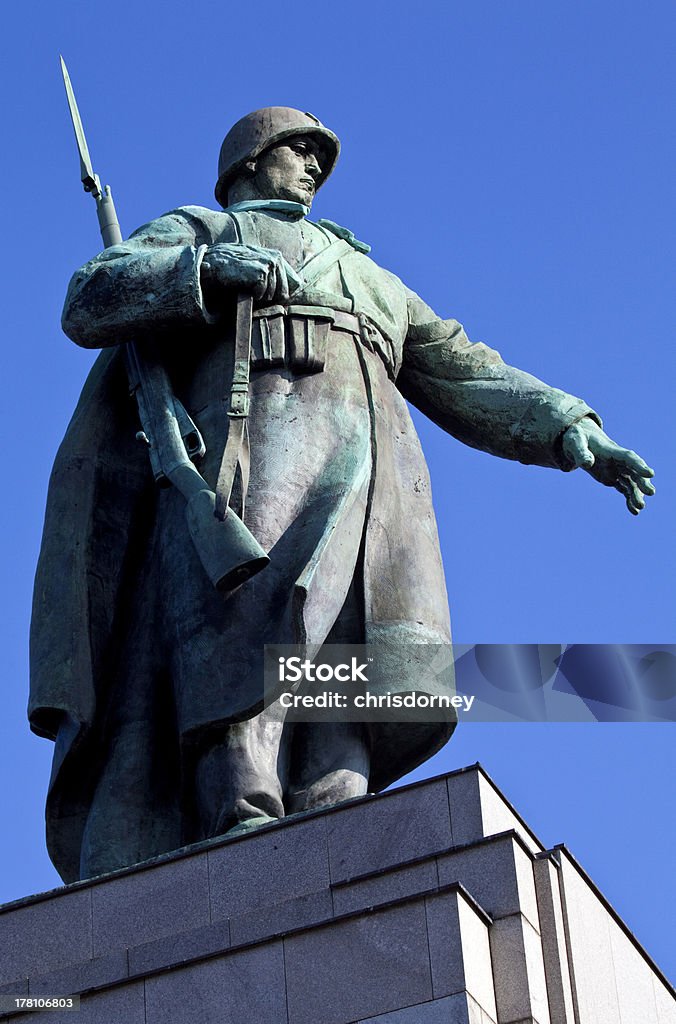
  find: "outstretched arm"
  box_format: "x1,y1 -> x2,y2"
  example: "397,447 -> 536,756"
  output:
398,290 -> 654,513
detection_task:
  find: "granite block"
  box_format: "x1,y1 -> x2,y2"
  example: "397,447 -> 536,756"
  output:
447,769 -> 542,855
28,951 -> 128,996
0,890 -> 92,986
332,859 -> 438,916
557,853 -> 620,1024
610,918 -> 659,1024
424,891 -> 465,997
209,815 -> 329,921
490,914 -> 550,1024
456,895 -> 497,1019
9,982 -> 145,1024
128,919 -> 230,976
424,890 -> 496,1019
285,900 -> 433,1024
437,835 -> 537,926
144,940 -> 287,1024
327,779 -> 452,884
532,856 -> 575,1024
229,886 -> 332,946
652,975 -> 676,1024
91,853 -> 209,956
355,991 -> 495,1023
0,981 -> 27,997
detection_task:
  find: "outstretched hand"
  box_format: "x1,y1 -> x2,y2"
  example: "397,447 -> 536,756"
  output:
562,418 -> 655,515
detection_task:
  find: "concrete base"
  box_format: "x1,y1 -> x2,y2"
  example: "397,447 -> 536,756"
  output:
1,765 -> 674,1023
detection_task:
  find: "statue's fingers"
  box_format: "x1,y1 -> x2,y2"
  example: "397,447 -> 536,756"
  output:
635,476 -> 656,496
616,475 -> 644,515
619,448 -> 654,478
562,424 -> 595,469
262,262 -> 278,303
275,262 -> 290,303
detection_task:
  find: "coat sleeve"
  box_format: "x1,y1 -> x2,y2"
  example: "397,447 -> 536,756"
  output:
62,207 -> 220,348
396,289 -> 601,470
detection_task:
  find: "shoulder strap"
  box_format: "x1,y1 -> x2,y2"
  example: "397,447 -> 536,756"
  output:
300,237 -> 353,288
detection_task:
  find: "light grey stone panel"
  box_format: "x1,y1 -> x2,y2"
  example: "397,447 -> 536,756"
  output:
532,856 -> 575,1024
209,815 -> 329,921
28,951 -> 128,996
456,895 -> 498,1019
557,854 -> 621,1024
446,769 -> 542,855
652,975 -> 676,1024
285,900 -> 432,1024
92,854 -> 209,956
128,920 -> 230,976
327,780 -> 452,884
229,887 -> 333,946
10,982 -> 145,1024
145,941 -> 287,1024
610,916 -> 660,1024
490,914 -> 551,1024
332,860 -> 438,916
437,835 -> 539,928
476,773 -> 543,854
0,890 -> 92,986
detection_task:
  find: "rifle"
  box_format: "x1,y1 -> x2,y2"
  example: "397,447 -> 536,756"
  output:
60,57 -> 269,591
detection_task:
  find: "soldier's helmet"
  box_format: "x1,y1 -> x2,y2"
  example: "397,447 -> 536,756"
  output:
215,107 -> 340,207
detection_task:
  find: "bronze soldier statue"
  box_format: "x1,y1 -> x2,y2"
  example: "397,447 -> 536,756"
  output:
30,107 -> 654,882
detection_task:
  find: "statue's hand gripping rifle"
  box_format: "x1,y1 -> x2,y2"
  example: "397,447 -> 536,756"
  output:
60,58 -> 268,591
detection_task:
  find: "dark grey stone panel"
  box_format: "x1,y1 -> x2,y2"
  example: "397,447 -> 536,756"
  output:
209,815 -> 330,922
91,854 -> 209,955
229,887 -> 333,946
28,951 -> 128,996
0,890 -> 92,986
355,992 -> 497,1023
128,919 -> 231,976
327,780 -> 452,884
0,980 -> 27,996
424,891 -> 465,997
332,859 -> 438,916
145,941 -> 287,1024
285,900 -> 432,1024
437,836 -> 524,920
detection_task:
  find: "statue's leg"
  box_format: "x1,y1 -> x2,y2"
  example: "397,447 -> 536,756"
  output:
193,699 -> 290,839
285,721 -> 370,813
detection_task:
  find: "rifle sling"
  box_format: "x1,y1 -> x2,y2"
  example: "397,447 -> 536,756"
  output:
215,293 -> 253,521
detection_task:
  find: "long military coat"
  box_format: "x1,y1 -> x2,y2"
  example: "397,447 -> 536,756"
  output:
30,205 -> 597,880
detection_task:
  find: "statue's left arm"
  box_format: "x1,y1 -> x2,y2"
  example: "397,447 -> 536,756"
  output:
397,291 -> 654,514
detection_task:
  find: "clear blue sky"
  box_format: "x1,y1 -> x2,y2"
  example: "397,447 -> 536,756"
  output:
1,0 -> 674,984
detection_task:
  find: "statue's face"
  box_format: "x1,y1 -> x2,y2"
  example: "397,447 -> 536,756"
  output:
252,136 -> 322,206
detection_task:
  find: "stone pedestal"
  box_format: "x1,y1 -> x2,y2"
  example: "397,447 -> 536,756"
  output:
1,765 -> 674,1023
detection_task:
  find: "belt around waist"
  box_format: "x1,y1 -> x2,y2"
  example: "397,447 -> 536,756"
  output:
251,304 -> 381,373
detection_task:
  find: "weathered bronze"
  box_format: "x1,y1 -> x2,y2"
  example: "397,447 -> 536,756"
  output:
30,94 -> 655,883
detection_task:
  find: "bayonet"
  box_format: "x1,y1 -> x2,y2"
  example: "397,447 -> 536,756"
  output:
60,56 -> 99,196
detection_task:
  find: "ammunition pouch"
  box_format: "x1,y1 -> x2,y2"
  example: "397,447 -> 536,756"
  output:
251,303 -> 383,374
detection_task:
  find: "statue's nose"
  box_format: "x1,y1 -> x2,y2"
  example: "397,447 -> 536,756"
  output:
306,153 -> 321,178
